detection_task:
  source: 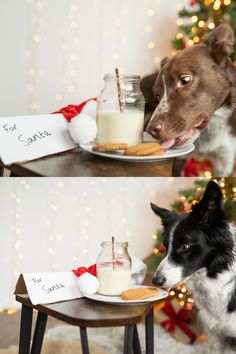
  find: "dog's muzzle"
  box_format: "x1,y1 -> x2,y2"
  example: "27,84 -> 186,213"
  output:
152,273 -> 166,287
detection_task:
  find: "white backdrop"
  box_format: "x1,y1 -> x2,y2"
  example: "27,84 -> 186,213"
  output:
0,0 -> 188,117
0,177 -> 196,308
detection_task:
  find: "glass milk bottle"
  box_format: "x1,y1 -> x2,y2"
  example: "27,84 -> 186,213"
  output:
97,74 -> 145,146
96,241 -> 132,296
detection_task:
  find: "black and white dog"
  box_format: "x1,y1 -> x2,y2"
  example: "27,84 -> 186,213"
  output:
151,180 -> 236,353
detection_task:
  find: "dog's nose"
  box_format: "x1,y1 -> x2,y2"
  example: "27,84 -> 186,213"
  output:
150,126 -> 161,138
152,275 -> 166,286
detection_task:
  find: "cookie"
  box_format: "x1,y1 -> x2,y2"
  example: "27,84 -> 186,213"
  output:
124,143 -> 162,156
121,287 -> 159,301
92,144 -> 128,152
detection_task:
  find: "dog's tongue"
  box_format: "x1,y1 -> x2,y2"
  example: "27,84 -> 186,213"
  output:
160,138 -> 176,150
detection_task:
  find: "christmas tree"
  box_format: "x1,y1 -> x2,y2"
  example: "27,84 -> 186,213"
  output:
172,0 -> 236,60
146,177 -> 236,307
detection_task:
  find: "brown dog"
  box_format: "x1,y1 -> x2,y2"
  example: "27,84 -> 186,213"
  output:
144,23 -> 236,176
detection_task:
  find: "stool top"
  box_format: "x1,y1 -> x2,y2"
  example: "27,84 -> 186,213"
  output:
16,294 -> 158,327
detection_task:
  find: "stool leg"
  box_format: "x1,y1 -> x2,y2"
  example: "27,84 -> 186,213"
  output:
124,325 -> 134,354
10,172 -> 19,177
0,166 -> 4,177
79,327 -> 90,354
133,325 -> 141,354
19,304 -> 33,354
31,312 -> 48,354
145,307 -> 154,354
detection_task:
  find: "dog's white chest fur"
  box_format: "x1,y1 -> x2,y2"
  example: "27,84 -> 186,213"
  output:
188,269 -> 236,336
195,106 -> 236,176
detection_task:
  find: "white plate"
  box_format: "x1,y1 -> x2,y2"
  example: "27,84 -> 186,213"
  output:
80,134 -> 194,162
84,286 -> 168,306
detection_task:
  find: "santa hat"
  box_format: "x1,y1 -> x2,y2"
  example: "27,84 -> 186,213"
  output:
53,98 -> 98,145
72,264 -> 99,295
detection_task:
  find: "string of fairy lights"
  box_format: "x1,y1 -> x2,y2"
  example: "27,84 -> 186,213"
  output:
23,0 -> 164,113
59,1 -> 81,103
175,0 -> 232,49
24,0 -> 45,112
2,180 -> 30,315
146,0 -> 161,66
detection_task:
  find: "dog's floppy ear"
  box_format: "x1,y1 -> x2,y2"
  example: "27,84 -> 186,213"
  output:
191,180 -> 225,226
150,203 -> 175,227
201,23 -> 234,66
160,56 -> 170,68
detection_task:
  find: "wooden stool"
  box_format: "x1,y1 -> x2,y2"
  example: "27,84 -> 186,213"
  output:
16,294 -> 159,354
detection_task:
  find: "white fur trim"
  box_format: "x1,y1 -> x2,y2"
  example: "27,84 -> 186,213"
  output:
68,113 -> 97,145
77,273 -> 99,295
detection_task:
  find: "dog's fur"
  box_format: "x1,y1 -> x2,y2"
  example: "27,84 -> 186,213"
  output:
143,24 -> 236,176
151,180 -> 236,353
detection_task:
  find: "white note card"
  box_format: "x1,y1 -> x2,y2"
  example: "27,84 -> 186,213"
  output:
22,272 -> 82,305
0,114 -> 77,165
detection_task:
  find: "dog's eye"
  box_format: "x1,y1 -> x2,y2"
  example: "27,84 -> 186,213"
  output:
177,75 -> 192,88
178,244 -> 191,253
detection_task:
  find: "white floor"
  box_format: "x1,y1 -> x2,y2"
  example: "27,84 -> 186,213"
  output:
45,324 -> 219,354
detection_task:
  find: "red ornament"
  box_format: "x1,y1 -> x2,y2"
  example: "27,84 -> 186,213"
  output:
184,204 -> 191,212
184,158 -> 213,177
158,245 -> 166,252
190,0 -> 197,6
